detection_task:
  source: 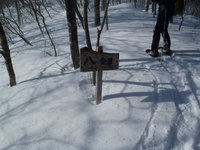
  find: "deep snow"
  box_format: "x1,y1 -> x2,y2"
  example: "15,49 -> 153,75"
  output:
0,3 -> 200,150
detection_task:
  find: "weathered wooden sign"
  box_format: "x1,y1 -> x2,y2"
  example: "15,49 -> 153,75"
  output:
80,46 -> 119,105
80,47 -> 119,72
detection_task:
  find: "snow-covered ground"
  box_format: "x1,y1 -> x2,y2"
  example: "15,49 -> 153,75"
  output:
0,3 -> 200,150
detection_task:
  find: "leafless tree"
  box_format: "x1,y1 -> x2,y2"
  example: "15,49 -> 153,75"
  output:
84,0 -> 92,49
0,20 -> 16,87
94,0 -> 101,26
0,1 -> 33,46
65,0 -> 80,69
145,0 -> 149,12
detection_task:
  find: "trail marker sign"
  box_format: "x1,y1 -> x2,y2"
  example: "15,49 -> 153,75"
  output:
80,46 -> 119,105
80,47 -> 119,72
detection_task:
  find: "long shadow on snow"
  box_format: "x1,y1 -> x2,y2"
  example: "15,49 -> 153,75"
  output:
103,58 -> 189,105
174,49 -> 200,63
104,86 -> 189,105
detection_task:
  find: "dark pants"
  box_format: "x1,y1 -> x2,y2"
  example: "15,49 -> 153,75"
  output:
151,6 -> 173,51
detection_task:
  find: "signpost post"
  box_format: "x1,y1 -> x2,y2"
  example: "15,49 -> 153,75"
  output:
96,47 -> 103,104
80,46 -> 119,104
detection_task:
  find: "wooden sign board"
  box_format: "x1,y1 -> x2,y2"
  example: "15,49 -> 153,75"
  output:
80,47 -> 119,72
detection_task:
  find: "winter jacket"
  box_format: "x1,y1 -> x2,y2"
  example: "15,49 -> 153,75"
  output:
152,0 -> 178,6
152,0 -> 178,12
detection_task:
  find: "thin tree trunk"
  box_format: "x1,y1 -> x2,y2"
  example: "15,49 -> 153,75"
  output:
94,0 -> 100,26
145,0 -> 149,12
93,0 -> 111,85
65,0 -> 80,69
101,0 -> 106,11
152,2 -> 157,15
15,0 -> 22,25
134,0 -> 137,8
0,21 -> 16,87
179,15 -> 184,31
84,0 -> 92,49
75,2 -> 84,29
28,0 -> 43,33
41,14 -> 57,56
96,0 -> 110,47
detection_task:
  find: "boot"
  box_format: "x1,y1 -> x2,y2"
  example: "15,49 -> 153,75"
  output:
163,43 -> 172,55
146,49 -> 160,57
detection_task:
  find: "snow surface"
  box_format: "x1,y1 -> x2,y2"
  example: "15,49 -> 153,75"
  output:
1,3 -> 200,150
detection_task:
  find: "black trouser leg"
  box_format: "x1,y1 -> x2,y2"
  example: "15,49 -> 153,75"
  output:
162,23 -> 171,50
151,7 -> 171,51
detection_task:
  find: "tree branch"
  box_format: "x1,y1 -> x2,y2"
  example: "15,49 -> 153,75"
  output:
75,2 -> 84,29
96,0 -> 111,47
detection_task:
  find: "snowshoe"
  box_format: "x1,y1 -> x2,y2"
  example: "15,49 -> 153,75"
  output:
158,47 -> 174,56
162,49 -> 173,56
146,49 -> 160,57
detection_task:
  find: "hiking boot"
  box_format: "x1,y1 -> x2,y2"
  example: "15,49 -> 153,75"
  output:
163,43 -> 170,51
162,49 -> 173,55
146,49 -> 160,57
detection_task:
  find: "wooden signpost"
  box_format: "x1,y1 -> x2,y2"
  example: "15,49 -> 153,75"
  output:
80,46 -> 119,104
80,47 -> 119,72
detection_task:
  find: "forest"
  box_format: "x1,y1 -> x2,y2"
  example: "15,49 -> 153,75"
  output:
0,0 -> 199,86
0,1 -> 200,150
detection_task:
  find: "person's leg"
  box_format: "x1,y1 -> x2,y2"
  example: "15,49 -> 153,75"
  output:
151,7 -> 165,52
162,9 -> 173,50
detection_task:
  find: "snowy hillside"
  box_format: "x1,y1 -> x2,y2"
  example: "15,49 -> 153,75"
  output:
1,3 -> 200,150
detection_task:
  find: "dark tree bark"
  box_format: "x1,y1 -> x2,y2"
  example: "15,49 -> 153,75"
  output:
96,0 -> 110,47
74,2 -> 84,29
0,21 -> 16,87
94,0 -> 100,26
134,0 -> 137,8
145,0 -> 149,12
65,0 -> 80,69
37,3 -> 57,56
101,0 -> 106,11
15,0 -> 22,25
152,2 -> 157,15
83,0 -> 92,49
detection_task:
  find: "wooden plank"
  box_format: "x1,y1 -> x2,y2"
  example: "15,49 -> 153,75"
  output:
80,47 -> 119,72
96,46 -> 103,105
96,69 -> 102,104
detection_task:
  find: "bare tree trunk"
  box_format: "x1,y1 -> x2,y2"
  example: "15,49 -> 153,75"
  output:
96,0 -> 110,48
57,0 -> 66,9
65,0 -> 80,69
93,0 -> 111,85
179,15 -> 184,31
152,2 -> 157,15
27,0 -> 43,33
80,0 -> 83,6
145,0 -> 149,12
134,0 -> 137,8
106,12 -> 109,30
0,21 -> 16,87
2,2 -> 32,46
15,0 -> 22,25
101,0 -> 106,11
75,2 -> 84,29
41,14 -> 57,56
94,0 -> 100,26
37,2 -> 57,56
84,0 -> 92,49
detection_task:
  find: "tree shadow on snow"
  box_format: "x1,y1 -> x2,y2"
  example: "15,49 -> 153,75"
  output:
174,49 -> 200,64
103,57 -> 190,105
103,86 -> 189,105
